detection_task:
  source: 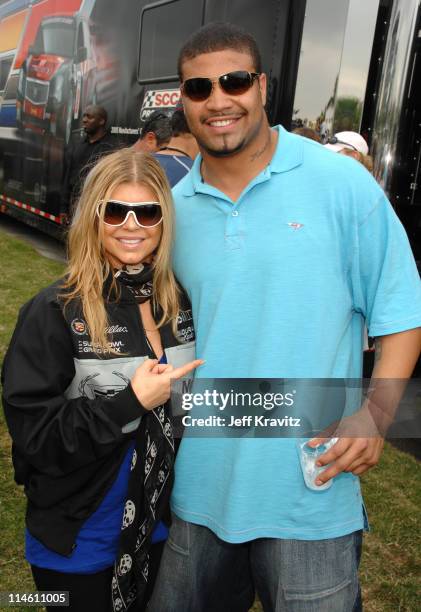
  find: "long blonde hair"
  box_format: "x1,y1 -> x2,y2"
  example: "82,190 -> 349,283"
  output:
61,148 -> 180,354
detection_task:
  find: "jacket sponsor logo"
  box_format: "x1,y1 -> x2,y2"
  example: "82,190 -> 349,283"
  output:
175,309 -> 195,344
71,318 -> 87,335
78,339 -> 125,354
177,327 -> 195,343
79,371 -> 130,399
177,308 -> 193,325
105,325 -> 128,334
74,323 -> 127,352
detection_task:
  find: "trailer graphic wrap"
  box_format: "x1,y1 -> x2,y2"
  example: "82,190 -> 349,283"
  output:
0,0 -> 419,259
17,12 -> 96,143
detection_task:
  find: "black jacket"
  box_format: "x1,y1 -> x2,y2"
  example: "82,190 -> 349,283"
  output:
1,279 -> 195,556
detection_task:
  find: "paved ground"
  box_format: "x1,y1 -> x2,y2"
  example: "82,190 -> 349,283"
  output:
0,213 -> 66,263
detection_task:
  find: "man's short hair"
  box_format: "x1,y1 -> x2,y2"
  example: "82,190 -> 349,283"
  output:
177,22 -> 262,80
140,111 -> 172,146
170,109 -> 191,137
85,104 -> 107,123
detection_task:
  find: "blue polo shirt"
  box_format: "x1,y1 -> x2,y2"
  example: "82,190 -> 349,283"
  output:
170,125 -> 421,542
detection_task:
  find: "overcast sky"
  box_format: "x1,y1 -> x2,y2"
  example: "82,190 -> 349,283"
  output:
294,0 -> 380,122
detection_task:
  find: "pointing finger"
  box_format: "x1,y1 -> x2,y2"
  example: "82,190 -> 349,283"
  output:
170,359 -> 205,380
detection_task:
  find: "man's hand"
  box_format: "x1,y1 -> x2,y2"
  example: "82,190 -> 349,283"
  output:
308,328 -> 420,486
307,435 -> 384,486
131,358 -> 204,410
307,401 -> 384,484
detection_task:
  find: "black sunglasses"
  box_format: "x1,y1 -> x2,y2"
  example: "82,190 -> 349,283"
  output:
97,200 -> 162,228
327,136 -> 358,152
181,71 -> 261,102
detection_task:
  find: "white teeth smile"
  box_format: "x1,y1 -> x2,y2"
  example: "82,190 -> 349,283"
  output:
118,239 -> 143,245
209,119 -> 236,127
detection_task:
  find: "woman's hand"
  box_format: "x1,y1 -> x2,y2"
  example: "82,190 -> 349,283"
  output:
131,358 -> 204,410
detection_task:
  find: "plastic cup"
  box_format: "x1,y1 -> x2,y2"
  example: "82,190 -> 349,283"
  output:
296,437 -> 338,491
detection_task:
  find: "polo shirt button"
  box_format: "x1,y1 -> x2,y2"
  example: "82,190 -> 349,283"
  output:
232,211 -> 239,217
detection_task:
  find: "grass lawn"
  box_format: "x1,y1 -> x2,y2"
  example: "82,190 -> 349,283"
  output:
0,230 -> 65,612
0,229 -> 420,611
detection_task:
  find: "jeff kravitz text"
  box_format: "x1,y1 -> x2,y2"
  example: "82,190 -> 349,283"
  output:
182,414 -> 301,428
180,389 -> 301,429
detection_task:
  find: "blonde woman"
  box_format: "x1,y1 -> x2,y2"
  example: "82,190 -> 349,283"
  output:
2,149 -> 202,611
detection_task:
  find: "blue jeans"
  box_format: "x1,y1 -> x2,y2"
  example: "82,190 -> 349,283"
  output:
148,515 -> 362,612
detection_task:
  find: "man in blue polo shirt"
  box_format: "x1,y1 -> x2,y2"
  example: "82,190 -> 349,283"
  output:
149,23 -> 421,612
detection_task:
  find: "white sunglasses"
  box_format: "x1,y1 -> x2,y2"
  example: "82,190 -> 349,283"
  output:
97,200 -> 163,228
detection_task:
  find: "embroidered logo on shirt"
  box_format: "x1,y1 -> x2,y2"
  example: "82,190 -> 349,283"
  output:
287,222 -> 304,230
71,318 -> 87,335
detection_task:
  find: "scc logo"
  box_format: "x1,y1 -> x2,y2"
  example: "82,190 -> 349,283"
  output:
154,90 -> 180,106
141,89 -> 181,117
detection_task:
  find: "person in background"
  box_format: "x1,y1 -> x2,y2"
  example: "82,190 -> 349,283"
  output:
325,130 -> 373,172
62,105 -> 117,218
292,126 -> 322,143
154,108 -> 199,186
148,22 -> 421,612
325,130 -> 376,365
133,111 -> 172,153
2,148 -> 202,611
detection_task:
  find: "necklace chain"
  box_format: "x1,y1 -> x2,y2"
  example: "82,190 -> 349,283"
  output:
159,146 -> 190,157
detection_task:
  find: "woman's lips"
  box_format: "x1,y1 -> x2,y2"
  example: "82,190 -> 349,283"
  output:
116,237 -> 145,247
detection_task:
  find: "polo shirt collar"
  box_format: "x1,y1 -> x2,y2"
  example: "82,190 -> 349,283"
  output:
179,125 -> 303,197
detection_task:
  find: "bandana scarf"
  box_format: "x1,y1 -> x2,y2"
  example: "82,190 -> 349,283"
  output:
111,406 -> 174,611
111,268 -> 175,610
114,264 -> 154,303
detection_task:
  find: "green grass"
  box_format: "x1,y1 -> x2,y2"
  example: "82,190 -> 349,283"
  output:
0,231 -> 65,359
0,229 -> 420,611
359,448 -> 421,611
0,230 -> 65,611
